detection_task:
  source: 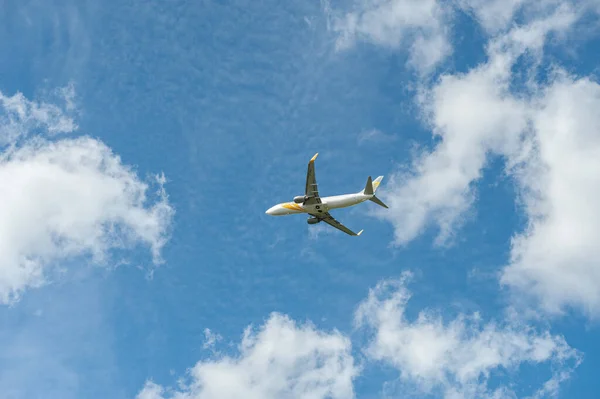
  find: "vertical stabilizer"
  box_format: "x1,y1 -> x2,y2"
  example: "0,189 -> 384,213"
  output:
363,176 -> 374,195
363,175 -> 384,195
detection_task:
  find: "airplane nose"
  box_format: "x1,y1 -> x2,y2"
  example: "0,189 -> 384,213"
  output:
266,206 -> 276,215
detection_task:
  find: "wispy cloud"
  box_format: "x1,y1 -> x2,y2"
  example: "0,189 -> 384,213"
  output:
325,0 -> 452,73
0,86 -> 78,145
357,128 -> 398,145
307,222 -> 338,240
0,272 -> 122,399
457,0 -> 598,34
202,328 -> 223,350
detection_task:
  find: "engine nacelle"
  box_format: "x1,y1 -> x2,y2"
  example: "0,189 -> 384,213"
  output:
307,217 -> 320,224
293,195 -> 307,204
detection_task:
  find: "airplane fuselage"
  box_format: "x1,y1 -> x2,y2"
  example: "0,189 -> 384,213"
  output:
266,192 -> 371,216
265,152 -> 386,236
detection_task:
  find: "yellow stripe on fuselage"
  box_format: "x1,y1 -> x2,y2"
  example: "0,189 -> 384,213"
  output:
282,202 -> 305,212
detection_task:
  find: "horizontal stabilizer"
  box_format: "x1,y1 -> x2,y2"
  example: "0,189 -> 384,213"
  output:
369,195 -> 388,208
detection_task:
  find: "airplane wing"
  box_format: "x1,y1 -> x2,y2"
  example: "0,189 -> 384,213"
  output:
304,153 -> 321,205
320,212 -> 363,236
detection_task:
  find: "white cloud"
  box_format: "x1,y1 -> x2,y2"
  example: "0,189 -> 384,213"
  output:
367,0 -> 600,317
203,328 -> 223,349
325,0 -> 598,74
0,88 -> 174,304
380,61 -> 530,245
378,2 -> 574,244
0,87 -> 77,145
457,0 -> 528,33
501,73 -> 600,316
308,222 -> 337,240
357,2 -> 576,245
355,272 -> 582,398
327,0 -> 452,72
357,128 -> 397,145
0,276 -> 122,399
137,382 -> 166,399
139,274 -> 582,399
136,313 -> 358,399
457,0 -> 599,35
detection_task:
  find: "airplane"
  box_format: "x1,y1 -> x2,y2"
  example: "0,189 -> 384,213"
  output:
265,153 -> 388,236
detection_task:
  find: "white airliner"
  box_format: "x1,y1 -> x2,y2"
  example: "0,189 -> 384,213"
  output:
265,153 -> 388,236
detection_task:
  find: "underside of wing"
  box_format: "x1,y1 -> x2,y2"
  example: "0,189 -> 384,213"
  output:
304,153 -> 321,205
320,212 -> 363,236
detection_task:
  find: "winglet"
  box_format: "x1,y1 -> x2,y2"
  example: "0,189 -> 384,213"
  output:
310,153 -> 319,162
356,230 -> 364,236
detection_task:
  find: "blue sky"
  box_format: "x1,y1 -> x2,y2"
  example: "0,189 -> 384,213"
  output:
1,0 -> 600,398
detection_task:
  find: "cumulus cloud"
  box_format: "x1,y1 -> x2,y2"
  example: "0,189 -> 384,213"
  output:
501,73 -> 600,316
377,4 -> 576,246
138,274 -> 580,399
380,61 -> 529,245
368,0 -> 600,316
326,0 -> 452,72
355,272 -> 582,398
136,313 -> 358,399
0,87 -> 174,304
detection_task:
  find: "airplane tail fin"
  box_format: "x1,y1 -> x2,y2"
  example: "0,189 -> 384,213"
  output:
363,175 -> 384,195
363,176 -> 374,195
363,176 -> 388,208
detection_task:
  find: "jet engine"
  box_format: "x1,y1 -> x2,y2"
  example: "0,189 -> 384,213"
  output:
293,195 -> 308,204
307,217 -> 320,224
